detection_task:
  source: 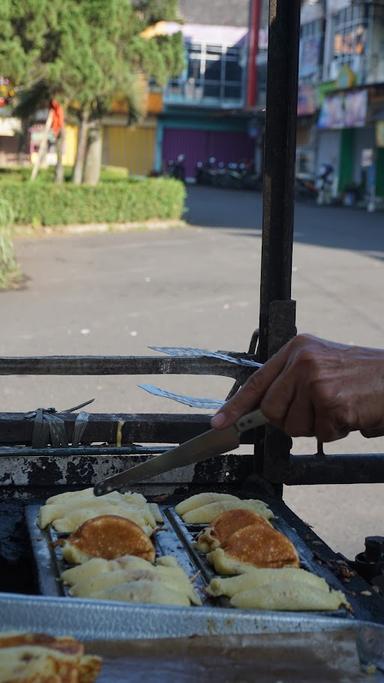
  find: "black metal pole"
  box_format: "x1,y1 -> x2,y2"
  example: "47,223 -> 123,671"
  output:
284,454 -> 384,485
258,0 -> 300,362
0,355 -> 244,379
255,0 -> 301,490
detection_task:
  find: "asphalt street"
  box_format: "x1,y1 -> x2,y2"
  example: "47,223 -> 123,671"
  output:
1,185 -> 384,559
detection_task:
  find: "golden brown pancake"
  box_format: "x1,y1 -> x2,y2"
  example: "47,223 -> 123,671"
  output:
0,633 -> 101,682
0,633 -> 82,655
64,514 -> 155,562
221,523 -> 299,569
196,509 -> 272,553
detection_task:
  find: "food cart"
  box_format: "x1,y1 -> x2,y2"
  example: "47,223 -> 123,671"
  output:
1,1 -> 384,680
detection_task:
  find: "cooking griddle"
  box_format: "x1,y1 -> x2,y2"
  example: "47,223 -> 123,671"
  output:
25,495 -> 371,619
88,631 -> 384,683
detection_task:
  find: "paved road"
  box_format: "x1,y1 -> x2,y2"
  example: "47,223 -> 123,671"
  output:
1,185 -> 384,559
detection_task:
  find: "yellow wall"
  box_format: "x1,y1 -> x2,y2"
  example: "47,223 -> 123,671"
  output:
102,125 -> 156,176
63,124 -> 78,166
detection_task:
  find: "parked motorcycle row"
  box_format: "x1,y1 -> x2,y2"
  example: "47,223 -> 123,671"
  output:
166,155 -> 262,191
166,155 -> 337,204
195,157 -> 262,190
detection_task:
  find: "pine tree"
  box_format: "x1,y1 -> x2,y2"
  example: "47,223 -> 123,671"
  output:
0,0 -> 184,184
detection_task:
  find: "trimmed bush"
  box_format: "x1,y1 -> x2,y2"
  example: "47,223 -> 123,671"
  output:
0,199 -> 22,289
0,177 -> 185,227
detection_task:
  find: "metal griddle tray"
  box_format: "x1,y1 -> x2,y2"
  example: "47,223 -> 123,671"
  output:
25,497 -> 358,618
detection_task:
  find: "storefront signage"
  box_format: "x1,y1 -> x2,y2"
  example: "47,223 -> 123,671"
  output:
318,94 -> 344,128
345,90 -> 367,127
318,89 -> 367,129
297,84 -> 317,116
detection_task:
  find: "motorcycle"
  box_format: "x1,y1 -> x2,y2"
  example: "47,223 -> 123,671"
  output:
167,154 -> 186,182
295,173 -> 317,201
195,157 -> 217,186
194,157 -> 263,191
316,164 -> 334,205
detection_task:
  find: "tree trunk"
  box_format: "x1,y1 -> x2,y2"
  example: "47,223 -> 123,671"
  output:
54,129 -> 65,183
31,110 -> 53,181
72,109 -> 89,185
82,121 -> 103,186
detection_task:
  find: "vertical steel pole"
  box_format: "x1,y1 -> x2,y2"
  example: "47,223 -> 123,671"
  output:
257,0 -> 301,363
255,0 -> 301,489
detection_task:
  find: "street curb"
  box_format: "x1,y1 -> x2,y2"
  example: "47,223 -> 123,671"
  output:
13,219 -> 186,238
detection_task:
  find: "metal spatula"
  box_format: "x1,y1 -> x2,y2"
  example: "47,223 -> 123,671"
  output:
94,409 -> 266,496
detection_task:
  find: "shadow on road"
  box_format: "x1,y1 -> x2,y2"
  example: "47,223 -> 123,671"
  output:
185,186 -> 384,262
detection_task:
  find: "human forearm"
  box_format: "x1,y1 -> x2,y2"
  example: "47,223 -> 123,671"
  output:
211,335 -> 384,442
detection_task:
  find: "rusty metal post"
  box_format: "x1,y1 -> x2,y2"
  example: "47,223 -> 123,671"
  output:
256,0 -> 301,488
258,0 -> 300,360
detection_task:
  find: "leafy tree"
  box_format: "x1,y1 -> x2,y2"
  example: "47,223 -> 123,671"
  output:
71,0 -> 184,185
0,0 -> 102,181
0,0 -> 184,184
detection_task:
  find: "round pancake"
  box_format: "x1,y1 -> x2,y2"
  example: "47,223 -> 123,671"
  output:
222,523 -> 299,569
196,508 -> 272,553
213,508 -> 272,544
66,514 -> 155,562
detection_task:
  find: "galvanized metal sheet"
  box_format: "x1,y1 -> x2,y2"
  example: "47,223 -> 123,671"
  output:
0,592 -> 380,641
138,383 -> 224,410
149,346 -> 262,369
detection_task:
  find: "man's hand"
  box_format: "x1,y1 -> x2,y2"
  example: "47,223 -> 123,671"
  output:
211,334 -> 384,442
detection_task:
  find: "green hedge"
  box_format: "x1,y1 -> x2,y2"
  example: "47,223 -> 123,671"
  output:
0,178 -> 185,227
0,199 -> 21,289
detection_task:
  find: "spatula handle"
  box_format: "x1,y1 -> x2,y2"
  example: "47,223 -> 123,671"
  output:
236,409 -> 267,433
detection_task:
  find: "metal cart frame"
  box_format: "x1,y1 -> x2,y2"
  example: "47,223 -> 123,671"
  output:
0,0 -> 383,494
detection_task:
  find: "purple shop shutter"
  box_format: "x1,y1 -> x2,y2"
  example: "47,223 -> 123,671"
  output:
162,128 -> 254,178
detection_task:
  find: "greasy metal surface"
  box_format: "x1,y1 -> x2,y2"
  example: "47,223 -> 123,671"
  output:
26,503 -> 208,604
27,499 -> 359,619
0,453 -> 254,488
0,445 -> 168,458
85,632 -> 384,682
2,492 -> 384,645
2,592 -> 383,641
95,426 -> 243,495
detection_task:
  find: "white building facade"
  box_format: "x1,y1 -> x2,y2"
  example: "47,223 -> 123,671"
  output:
298,0 -> 384,200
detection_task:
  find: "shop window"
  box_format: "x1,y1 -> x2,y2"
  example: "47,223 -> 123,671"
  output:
165,41 -> 245,105
299,19 -> 324,83
330,4 -> 369,81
